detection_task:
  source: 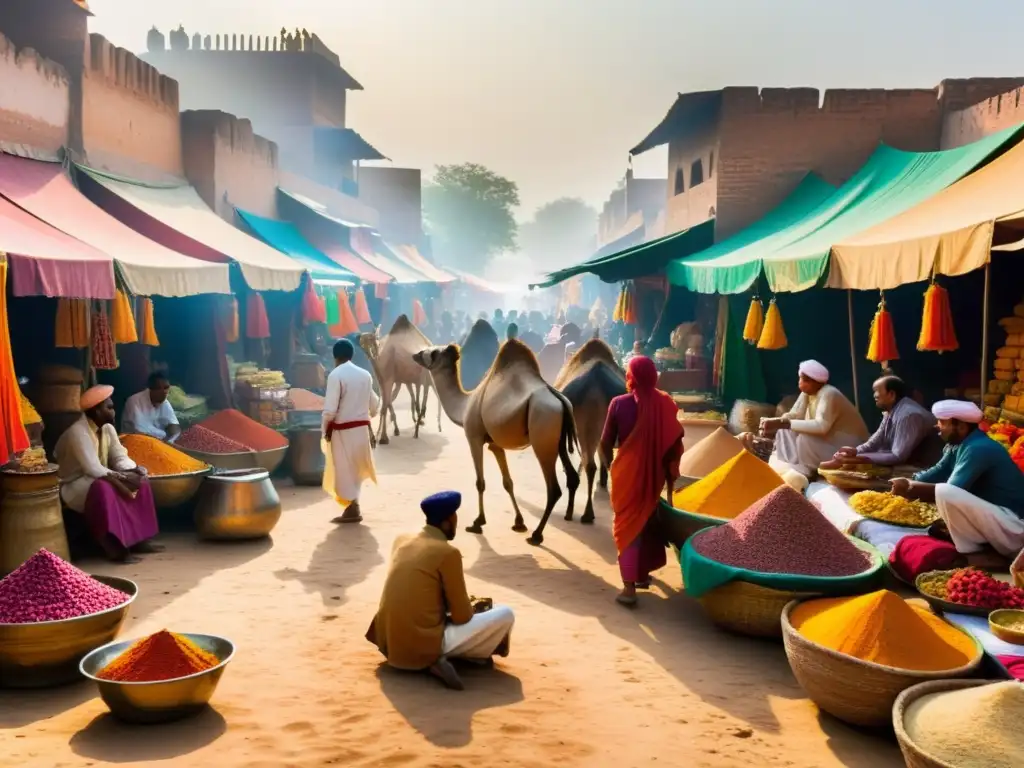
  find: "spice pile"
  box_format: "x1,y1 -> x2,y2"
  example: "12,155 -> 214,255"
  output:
904,681 -> 1024,768
0,549 -> 130,623
790,590 -> 977,671
119,434 -> 208,476
196,409 -> 289,451
692,486 -> 872,576
287,388 -> 325,411
7,446 -> 50,473
918,567 -> 1024,610
991,611 -> 1024,633
18,389 -> 41,426
676,427 -> 744,478
673,450 -> 783,519
848,491 -> 940,527
176,424 -> 251,454
97,630 -> 219,682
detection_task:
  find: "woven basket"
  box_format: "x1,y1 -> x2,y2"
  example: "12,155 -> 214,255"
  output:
780,600 -> 983,728
817,469 -> 891,492
892,679 -> 998,768
698,581 -> 818,639
656,499 -> 725,550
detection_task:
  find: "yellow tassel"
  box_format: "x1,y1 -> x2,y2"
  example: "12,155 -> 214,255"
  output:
757,298 -> 788,350
111,290 -> 138,344
742,297 -> 764,344
612,286 -> 625,323
141,298 -> 159,346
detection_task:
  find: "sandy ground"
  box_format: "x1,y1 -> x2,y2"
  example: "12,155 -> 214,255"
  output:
1,401 -> 905,768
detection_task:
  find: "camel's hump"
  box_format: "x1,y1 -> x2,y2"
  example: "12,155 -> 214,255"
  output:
492,338 -> 542,376
386,314 -> 431,344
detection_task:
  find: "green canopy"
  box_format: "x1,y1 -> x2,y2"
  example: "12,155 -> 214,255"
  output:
667,124 -> 1024,294
531,218 -> 715,289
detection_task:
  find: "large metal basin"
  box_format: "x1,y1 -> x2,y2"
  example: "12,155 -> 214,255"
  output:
255,445 -> 288,474
178,447 -> 258,472
148,467 -> 212,508
193,470 -> 281,540
80,633 -> 234,724
288,428 -> 324,486
0,575 -> 137,688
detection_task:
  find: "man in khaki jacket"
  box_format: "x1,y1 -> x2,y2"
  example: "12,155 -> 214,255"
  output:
366,491 -> 514,689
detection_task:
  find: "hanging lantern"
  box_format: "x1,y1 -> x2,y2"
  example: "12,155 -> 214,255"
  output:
141,298 -> 160,346
353,287 -> 372,325
757,297 -> 788,350
742,296 -> 764,344
91,307 -> 118,370
867,293 -> 899,365
917,280 -> 959,353
412,299 -> 428,327
224,296 -> 239,343
245,292 -> 270,340
111,289 -> 138,344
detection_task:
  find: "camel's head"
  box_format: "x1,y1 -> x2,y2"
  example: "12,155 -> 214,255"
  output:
413,344 -> 460,372
358,332 -> 379,359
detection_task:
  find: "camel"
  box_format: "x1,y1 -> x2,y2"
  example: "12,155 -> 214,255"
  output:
414,340 -> 579,546
553,337 -> 627,523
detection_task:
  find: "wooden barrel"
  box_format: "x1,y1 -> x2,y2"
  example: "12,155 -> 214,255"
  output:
0,487 -> 70,573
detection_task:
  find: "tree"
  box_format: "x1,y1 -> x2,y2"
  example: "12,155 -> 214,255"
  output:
518,197 -> 598,271
422,163 -> 520,271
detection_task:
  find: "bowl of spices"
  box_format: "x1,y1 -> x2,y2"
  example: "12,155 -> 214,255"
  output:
179,411 -> 289,473
119,434 -> 212,508
80,630 -> 235,723
0,549 -> 136,688
989,609 -> 1024,645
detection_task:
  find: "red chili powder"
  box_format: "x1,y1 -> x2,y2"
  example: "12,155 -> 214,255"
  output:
177,424 -> 251,454
197,409 -> 288,451
97,629 -> 219,682
692,485 -> 872,577
288,388 -> 325,411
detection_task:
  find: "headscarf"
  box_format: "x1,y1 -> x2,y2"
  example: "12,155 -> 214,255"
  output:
932,399 -> 983,423
626,356 -> 659,399
798,360 -> 829,383
421,490 -> 461,526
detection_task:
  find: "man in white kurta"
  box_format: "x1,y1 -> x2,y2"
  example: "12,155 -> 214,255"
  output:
763,360 -> 869,492
323,338 -> 380,524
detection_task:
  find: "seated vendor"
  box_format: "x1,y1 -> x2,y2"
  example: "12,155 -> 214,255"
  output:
54,385 -> 163,564
821,375 -> 939,470
366,491 -> 514,690
891,400 -> 1024,556
762,360 -> 869,493
121,372 -> 180,443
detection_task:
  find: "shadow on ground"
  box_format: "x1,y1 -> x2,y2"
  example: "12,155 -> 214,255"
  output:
275,523 -> 382,606
69,707 -> 226,762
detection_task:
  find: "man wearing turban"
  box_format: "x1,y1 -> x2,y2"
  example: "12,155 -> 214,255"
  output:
365,491 -> 514,690
762,360 -> 869,492
891,400 -> 1024,556
54,385 -> 161,563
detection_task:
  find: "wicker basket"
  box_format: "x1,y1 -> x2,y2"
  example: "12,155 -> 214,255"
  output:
656,499 -> 724,550
698,581 -> 818,639
780,600 -> 983,728
893,679 -> 997,768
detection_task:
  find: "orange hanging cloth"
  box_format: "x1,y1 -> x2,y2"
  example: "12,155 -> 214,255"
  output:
141,298 -> 160,346
329,290 -> 359,337
0,261 -> 30,460
111,289 -> 138,344
225,297 -> 239,343
742,296 -> 764,344
70,299 -> 90,348
867,295 -> 899,364
55,298 -> 74,348
623,284 -> 638,325
412,299 -> 428,327
300,276 -> 324,325
917,281 -> 959,353
757,298 -> 788,350
353,287 -> 372,325
245,292 -> 270,339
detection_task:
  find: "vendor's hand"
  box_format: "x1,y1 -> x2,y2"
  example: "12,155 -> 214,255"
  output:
835,447 -> 857,459
890,477 -> 912,498
118,472 -> 142,492
760,418 -> 781,437
107,476 -> 135,500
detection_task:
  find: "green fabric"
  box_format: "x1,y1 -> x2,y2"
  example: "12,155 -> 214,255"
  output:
680,533 -> 886,598
532,219 -> 715,288
720,295 -> 768,409
325,291 -> 340,325
668,124 -> 1024,294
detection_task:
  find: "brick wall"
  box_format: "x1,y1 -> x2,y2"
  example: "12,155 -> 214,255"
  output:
280,170 -> 380,229
81,34 -> 182,178
357,166 -> 422,244
941,82 -> 1024,148
666,118 -> 719,233
0,31 -> 69,153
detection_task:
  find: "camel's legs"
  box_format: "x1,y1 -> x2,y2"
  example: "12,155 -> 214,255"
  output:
389,383 -> 405,437
564,459 -> 581,521
527,452 -> 563,547
377,379 -> 394,445
489,445 -> 527,532
580,456 -> 598,524
599,464 -> 609,490
412,383 -> 426,439
466,437 -> 487,534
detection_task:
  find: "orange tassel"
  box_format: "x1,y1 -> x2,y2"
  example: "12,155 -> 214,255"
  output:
300,277 -> 324,325
111,290 -> 138,344
623,284 -> 638,325
141,298 -> 159,346
867,296 -> 899,364
245,292 -> 270,339
353,288 -> 372,325
412,299 -> 428,327
917,282 -> 959,353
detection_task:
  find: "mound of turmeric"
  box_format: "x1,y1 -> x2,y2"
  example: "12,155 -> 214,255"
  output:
672,449 -> 783,519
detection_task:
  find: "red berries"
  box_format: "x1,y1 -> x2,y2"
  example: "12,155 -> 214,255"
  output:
945,567 -> 1024,610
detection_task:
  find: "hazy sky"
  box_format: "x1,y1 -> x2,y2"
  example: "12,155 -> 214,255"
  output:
88,0 -> 1024,219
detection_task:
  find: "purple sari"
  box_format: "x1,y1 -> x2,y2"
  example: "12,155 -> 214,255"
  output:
83,477 -> 159,549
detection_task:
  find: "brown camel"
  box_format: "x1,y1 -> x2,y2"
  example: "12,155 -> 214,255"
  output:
554,337 -> 626,524
413,340 -> 579,546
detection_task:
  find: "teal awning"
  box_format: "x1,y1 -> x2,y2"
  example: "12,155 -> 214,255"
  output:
667,123 -> 1024,294
235,208 -> 357,285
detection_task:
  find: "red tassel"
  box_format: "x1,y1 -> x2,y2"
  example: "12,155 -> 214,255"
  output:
246,292 -> 271,339
917,282 -> 959,353
867,296 -> 899,364
300,277 -> 324,325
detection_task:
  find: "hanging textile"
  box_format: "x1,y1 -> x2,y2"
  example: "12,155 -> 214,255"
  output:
91,306 -> 118,370
111,289 -> 138,344
867,294 -> 899,364
917,281 -> 959,353
55,299 -> 90,349
623,283 -> 638,325
141,298 -> 160,346
756,298 -> 788,350
412,299 -> 428,327
742,296 -> 764,344
353,287 -> 372,325
245,292 -> 270,339
0,261 -> 30,460
328,290 -> 359,338
300,276 -> 325,325
224,296 -> 239,343
612,285 -> 626,322
324,291 -> 340,326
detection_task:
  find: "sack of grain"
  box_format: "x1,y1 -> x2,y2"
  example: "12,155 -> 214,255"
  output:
1009,333 -> 1024,346
989,379 -> 1013,395
997,347 -> 1020,359
995,370 -> 1015,381
1005,395 -> 1022,412
999,317 -> 1024,332
996,359 -> 1016,371
729,400 -> 775,434
983,393 -> 1003,407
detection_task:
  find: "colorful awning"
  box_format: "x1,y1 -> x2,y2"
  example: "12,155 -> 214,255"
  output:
356,233 -> 434,283
0,155 -> 229,297
77,166 -> 305,292
235,209 -> 357,285
389,244 -> 455,283
0,194 -> 114,299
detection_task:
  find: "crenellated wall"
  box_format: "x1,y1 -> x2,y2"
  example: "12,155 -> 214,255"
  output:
0,31 -> 69,153
941,83 -> 1024,148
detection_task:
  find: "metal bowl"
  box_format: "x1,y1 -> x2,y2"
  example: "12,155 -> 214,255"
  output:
79,633 -> 235,724
148,467 -> 212,508
0,575 -> 137,688
254,445 -> 288,474
177,447 -> 259,472
193,470 -> 281,540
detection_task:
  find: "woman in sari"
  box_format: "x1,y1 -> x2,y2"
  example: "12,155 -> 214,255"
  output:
601,356 -> 684,606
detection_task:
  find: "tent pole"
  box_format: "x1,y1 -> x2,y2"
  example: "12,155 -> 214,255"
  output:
847,290 -> 860,411
981,262 -> 992,409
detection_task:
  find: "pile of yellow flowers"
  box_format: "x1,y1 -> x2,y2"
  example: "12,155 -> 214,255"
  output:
849,490 -> 941,527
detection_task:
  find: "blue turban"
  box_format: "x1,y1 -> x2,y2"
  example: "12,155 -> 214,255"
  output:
421,491 -> 462,525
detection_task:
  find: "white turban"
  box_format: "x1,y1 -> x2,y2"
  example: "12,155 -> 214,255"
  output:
798,360 -> 829,383
931,399 -> 983,424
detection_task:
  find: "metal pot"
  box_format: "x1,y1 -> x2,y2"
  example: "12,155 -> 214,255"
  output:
193,471 -> 281,540
0,486 -> 70,574
289,428 -> 324,486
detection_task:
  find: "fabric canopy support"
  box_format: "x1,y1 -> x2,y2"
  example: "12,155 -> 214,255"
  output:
828,124 -> 1024,289
0,155 -> 229,297
77,165 -> 304,292
668,124 -> 1024,294
235,208 -> 357,285
0,193 -> 114,299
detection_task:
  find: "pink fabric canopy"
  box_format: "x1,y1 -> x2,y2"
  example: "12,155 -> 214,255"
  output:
301,228 -> 395,284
